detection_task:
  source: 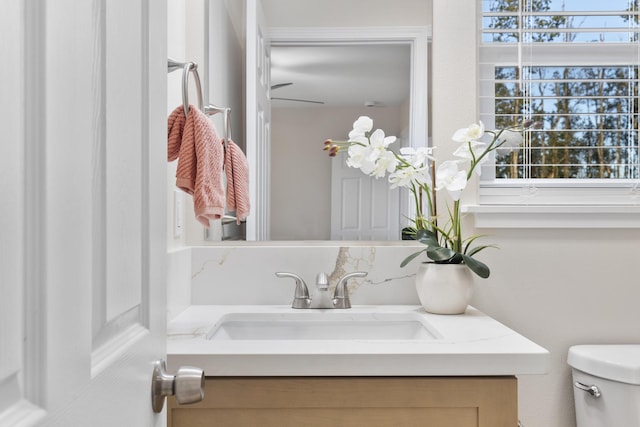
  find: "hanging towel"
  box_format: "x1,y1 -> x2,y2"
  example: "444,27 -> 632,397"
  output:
224,139 -> 250,224
167,105 -> 225,227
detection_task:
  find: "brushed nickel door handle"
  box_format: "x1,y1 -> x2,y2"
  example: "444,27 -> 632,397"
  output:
151,359 -> 205,413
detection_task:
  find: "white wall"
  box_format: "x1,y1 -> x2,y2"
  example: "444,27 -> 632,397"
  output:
433,3 -> 640,427
271,106 -> 403,240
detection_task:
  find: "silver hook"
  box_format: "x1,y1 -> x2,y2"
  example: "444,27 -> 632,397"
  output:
167,57 -> 185,73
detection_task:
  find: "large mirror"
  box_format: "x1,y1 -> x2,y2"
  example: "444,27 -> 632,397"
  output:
248,25 -> 430,241
202,0 -> 431,242
270,42 -> 412,240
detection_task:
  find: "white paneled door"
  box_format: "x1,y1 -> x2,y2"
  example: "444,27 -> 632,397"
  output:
0,1 -> 168,426
330,152 -> 401,240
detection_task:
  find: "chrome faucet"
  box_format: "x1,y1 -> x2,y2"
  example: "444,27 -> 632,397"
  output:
311,272 -> 333,309
333,271 -> 367,309
276,271 -> 368,309
275,272 -> 311,309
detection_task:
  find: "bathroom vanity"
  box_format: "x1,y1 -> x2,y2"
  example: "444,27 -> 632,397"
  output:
168,376 -> 516,426
165,305 -> 548,426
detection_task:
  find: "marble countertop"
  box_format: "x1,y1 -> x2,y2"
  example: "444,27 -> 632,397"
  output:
167,305 -> 549,376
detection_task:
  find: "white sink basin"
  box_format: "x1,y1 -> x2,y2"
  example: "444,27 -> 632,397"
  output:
167,305 -> 550,376
208,312 -> 440,341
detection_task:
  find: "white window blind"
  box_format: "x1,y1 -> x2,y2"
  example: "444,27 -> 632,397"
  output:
479,0 -> 640,206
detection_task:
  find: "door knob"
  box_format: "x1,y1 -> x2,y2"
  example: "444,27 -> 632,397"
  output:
151,359 -> 205,413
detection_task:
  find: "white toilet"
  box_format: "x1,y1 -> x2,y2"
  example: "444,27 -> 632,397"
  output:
568,345 -> 640,427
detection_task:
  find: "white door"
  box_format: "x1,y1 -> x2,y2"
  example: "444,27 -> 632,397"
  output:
245,0 -> 271,241
330,152 -> 401,240
0,1 -> 169,425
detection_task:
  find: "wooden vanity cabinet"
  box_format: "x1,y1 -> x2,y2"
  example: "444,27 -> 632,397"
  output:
167,376 -> 517,427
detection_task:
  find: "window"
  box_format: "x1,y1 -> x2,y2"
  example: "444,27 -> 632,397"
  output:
478,0 -> 640,207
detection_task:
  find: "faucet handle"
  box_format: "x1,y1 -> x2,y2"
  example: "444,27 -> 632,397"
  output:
333,271 -> 368,309
275,272 -> 311,309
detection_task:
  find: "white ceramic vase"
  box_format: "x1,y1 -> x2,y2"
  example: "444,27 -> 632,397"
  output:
415,263 -> 473,315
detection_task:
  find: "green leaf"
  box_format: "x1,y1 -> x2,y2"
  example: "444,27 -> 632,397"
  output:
417,229 -> 439,247
461,254 -> 490,279
427,246 -> 456,262
462,234 -> 487,254
400,250 -> 426,268
450,253 -> 464,264
466,244 -> 498,257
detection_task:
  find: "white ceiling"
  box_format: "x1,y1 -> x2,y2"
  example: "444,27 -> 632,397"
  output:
270,44 -> 411,108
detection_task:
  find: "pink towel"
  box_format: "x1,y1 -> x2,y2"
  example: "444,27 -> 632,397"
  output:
224,139 -> 250,224
168,105 -> 225,227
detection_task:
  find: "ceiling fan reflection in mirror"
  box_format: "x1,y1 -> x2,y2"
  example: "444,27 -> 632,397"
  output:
270,82 -> 325,105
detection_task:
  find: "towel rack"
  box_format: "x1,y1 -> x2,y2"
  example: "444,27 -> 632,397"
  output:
204,105 -> 231,151
167,59 -> 232,152
167,58 -> 203,117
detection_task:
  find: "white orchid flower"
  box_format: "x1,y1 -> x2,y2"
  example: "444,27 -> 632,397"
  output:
348,116 -> 373,141
400,146 -> 435,167
452,121 -> 485,142
359,157 -> 378,175
369,128 -> 397,151
346,141 -> 375,170
346,127 -> 398,178
495,129 -> 524,155
389,165 -> 430,189
371,150 -> 399,178
356,129 -> 396,176
435,160 -> 468,201
453,140 -> 486,159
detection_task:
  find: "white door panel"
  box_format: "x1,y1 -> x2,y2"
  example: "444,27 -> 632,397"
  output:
331,152 -> 400,240
0,0 -> 45,424
104,0 -> 144,328
0,1 -> 169,425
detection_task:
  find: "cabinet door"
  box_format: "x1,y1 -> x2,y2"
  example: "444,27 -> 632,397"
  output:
168,377 -> 517,427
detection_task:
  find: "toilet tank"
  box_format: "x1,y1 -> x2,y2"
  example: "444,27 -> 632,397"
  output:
568,345 -> 640,427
